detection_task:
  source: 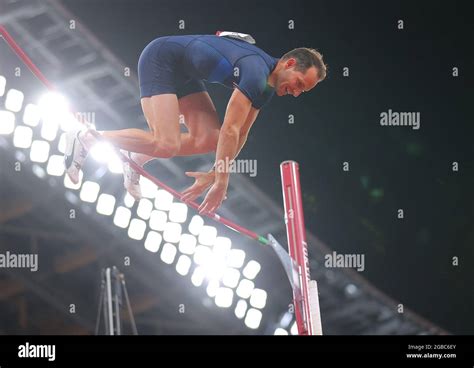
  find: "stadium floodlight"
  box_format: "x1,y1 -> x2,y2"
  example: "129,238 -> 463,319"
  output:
244,308 -> 262,329
96,193 -> 116,216
113,206 -> 132,228
176,255 -> 192,276
178,234 -> 197,255
79,181 -> 100,203
242,260 -> 261,280
198,225 -> 217,246
107,153 -> 123,174
46,155 -> 66,177
169,202 -> 188,223
213,237 -> 232,256
139,176 -> 157,199
188,215 -> 204,235
38,92 -> 74,134
163,222 -> 182,243
149,210 -> 167,231
13,126 -> 33,148
57,133 -> 66,154
191,266 -> 206,287
249,288 -> 267,309
227,249 -> 246,269
128,218 -> 147,240
59,113 -> 81,132
90,141 -> 117,164
236,279 -> 254,299
40,113 -> 58,141
0,75 -> 6,96
215,287 -> 234,308
136,198 -> 153,220
123,192 -> 136,208
23,103 -> 41,127
193,245 -> 213,266
30,140 -> 50,163
160,243 -> 177,264
234,299 -> 247,319
5,88 -> 24,112
144,231 -> 162,253
154,189 -> 173,210
0,110 -> 15,134
222,268 -> 240,288
206,279 -> 219,298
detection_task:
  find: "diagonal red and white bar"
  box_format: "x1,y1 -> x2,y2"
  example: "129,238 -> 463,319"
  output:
280,160 -> 322,335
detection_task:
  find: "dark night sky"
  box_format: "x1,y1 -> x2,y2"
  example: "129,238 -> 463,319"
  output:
60,0 -> 473,333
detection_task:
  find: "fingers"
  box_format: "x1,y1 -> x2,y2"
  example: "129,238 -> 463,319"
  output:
185,171 -> 200,178
182,192 -> 198,203
198,193 -> 222,216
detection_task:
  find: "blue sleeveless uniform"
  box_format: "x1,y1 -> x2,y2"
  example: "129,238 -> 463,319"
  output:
138,35 -> 279,109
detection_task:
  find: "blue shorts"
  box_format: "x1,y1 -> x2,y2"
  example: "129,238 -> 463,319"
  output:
138,37 -> 207,99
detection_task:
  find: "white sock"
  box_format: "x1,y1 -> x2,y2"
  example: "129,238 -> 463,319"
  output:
78,129 -> 96,150
130,152 -> 155,167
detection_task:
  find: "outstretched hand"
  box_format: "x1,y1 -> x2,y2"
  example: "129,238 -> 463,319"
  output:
181,171 -> 216,203
198,181 -> 228,215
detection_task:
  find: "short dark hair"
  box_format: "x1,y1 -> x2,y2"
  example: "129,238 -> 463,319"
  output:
281,48 -> 327,81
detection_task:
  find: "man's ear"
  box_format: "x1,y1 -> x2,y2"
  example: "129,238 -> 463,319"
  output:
285,58 -> 297,69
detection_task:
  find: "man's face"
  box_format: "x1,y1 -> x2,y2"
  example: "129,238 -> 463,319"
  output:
275,59 -> 319,97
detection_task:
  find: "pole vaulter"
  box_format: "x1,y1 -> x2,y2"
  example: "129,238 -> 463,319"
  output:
0,25 -> 322,335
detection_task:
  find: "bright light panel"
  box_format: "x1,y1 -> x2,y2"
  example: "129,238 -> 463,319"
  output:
188,215 -> 204,235
0,110 -> 15,134
154,189 -> 173,210
160,243 -> 177,264
13,126 -> 33,148
96,193 -> 116,216
30,140 -> 50,163
236,279 -> 254,299
178,234 -> 197,255
137,198 -> 153,220
244,308 -> 262,329
249,288 -> 267,309
198,226 -> 217,246
79,181 -> 100,203
234,300 -> 247,319
113,206 -> 131,228
176,255 -> 192,276
215,287 -> 234,308
46,155 -> 65,176
163,222 -> 181,243
144,231 -> 162,253
169,202 -> 188,223
23,103 -> 41,127
149,210 -> 167,231
5,89 -> 24,112
227,249 -> 246,269
128,218 -> 147,240
242,260 -> 261,280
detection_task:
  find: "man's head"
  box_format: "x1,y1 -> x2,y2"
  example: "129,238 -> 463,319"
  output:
272,48 -> 327,97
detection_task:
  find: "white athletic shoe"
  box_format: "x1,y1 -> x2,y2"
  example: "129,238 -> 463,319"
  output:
64,128 -> 89,184
122,151 -> 142,201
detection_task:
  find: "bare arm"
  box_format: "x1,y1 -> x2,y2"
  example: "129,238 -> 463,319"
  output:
183,105 -> 258,204
214,88 -> 253,185
235,106 -> 259,158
